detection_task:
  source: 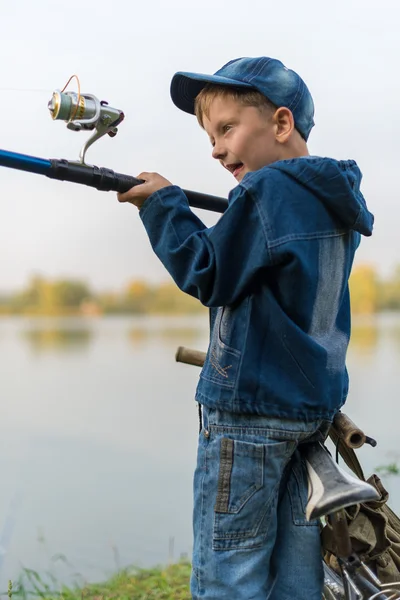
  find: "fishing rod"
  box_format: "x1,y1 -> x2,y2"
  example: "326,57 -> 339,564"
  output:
0,79 -> 228,214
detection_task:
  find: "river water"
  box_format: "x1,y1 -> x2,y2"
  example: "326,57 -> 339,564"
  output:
0,313 -> 399,592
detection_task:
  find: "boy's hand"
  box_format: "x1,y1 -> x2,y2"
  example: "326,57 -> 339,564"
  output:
117,172 -> 173,209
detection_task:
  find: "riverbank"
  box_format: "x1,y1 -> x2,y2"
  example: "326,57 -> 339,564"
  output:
7,562 -> 191,599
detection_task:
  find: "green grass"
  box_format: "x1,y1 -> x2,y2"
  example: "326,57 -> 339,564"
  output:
5,562 -> 191,600
376,462 -> 400,476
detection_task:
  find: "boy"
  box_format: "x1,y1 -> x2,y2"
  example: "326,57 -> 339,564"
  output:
117,57 -> 374,599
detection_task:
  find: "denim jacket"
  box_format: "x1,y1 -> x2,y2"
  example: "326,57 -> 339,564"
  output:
140,157 -> 374,421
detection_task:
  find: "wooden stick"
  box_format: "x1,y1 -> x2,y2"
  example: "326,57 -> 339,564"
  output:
175,346 -> 207,368
175,346 -> 368,449
331,412 -> 366,449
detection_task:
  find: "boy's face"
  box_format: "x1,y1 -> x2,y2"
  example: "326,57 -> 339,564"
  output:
202,95 -> 279,183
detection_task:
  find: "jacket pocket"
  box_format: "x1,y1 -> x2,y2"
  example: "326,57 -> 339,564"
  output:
213,437 -> 296,550
200,298 -> 250,390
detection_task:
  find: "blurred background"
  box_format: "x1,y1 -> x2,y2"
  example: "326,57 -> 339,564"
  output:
0,0 -> 399,593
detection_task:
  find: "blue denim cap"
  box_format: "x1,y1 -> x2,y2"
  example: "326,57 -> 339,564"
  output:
170,56 -> 315,141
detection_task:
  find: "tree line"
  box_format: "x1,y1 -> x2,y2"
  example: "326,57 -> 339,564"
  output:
0,276 -> 205,316
0,263 -> 398,316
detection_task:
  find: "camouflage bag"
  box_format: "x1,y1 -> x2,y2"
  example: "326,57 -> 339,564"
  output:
321,434 -> 400,584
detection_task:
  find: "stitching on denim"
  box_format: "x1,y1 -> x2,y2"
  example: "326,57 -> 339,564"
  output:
281,335 -> 315,389
243,61 -> 259,79
224,445 -> 264,514
210,349 -> 232,378
215,438 -> 234,513
214,452 -> 276,542
247,188 -> 275,264
213,447 -> 295,548
209,425 -> 316,441
288,461 -> 319,526
246,57 -> 270,83
268,230 -> 349,248
237,174 -> 349,262
197,427 -> 208,595
289,78 -> 304,111
214,492 -> 272,539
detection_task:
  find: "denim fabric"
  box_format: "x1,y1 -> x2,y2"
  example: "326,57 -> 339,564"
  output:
140,157 -> 374,421
191,407 -> 331,600
170,56 -> 315,140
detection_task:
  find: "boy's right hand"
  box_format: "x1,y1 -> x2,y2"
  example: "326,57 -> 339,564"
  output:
117,172 -> 173,210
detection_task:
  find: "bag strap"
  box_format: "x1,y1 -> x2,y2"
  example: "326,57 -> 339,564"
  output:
329,429 -> 400,533
328,428 -> 366,480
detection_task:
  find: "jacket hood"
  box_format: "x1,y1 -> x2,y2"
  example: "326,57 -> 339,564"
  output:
269,157 -> 374,236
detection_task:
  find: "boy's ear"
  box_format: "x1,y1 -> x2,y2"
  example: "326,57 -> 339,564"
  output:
273,107 -> 295,143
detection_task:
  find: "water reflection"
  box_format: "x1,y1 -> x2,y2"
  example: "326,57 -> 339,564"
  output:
350,313 -> 400,353
17,315 -> 400,356
128,326 -> 205,348
0,313 -> 399,592
389,325 -> 400,347
350,322 -> 379,352
22,328 -> 92,352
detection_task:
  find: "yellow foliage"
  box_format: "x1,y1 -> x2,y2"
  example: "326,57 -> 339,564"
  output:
349,264 -> 378,315
5,263 -> 400,317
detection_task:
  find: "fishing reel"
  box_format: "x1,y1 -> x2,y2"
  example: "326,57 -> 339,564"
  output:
48,77 -> 124,164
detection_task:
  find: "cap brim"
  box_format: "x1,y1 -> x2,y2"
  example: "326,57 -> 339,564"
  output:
170,71 -> 253,114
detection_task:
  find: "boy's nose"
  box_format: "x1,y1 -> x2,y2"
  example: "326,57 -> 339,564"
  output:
212,142 -> 226,160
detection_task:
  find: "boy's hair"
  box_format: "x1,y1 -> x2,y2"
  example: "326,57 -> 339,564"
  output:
194,84 -> 277,129
172,56 -> 315,139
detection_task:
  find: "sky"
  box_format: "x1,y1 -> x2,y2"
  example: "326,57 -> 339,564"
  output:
0,0 -> 398,293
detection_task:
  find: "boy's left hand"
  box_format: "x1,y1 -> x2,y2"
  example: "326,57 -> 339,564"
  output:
117,172 -> 173,209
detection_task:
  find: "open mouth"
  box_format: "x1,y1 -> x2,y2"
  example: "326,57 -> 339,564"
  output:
226,163 -> 244,178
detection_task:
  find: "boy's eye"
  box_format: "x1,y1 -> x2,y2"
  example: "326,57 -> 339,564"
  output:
222,125 -> 232,133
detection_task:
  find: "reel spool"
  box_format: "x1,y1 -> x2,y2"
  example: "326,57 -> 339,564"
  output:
48,80 -> 124,164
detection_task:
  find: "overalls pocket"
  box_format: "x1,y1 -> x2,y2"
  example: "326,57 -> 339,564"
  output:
213,436 -> 296,550
287,450 -> 320,526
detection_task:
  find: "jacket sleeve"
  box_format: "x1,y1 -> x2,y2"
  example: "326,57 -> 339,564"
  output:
139,183 -> 272,307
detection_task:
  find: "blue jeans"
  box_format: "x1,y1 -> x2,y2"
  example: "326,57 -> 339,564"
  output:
191,407 -> 332,600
